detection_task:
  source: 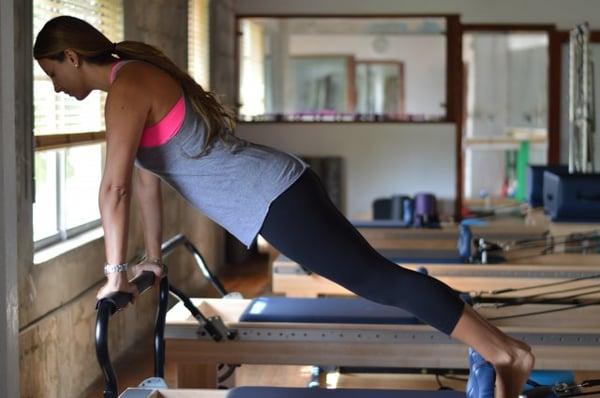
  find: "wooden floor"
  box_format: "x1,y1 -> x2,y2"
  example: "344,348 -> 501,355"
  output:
82,251 -> 469,396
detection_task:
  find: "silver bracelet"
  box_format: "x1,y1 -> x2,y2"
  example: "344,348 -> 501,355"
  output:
104,262 -> 129,275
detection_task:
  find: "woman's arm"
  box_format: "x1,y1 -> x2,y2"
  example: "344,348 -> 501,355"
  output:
97,76 -> 150,299
133,166 -> 163,260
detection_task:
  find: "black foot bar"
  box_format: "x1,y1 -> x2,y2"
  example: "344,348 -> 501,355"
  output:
95,234 -> 235,397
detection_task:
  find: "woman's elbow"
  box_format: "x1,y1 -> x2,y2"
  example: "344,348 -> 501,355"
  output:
99,182 -> 132,205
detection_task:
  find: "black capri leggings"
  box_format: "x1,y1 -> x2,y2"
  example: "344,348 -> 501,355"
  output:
260,168 -> 465,335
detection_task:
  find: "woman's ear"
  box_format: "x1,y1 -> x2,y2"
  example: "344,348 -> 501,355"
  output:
64,48 -> 81,68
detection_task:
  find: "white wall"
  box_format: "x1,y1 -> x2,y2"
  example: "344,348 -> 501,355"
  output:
290,34 -> 446,115
236,0 -> 600,29
238,123 -> 456,217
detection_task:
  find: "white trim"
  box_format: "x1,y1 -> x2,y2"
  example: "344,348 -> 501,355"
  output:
0,0 -> 21,396
34,226 -> 104,265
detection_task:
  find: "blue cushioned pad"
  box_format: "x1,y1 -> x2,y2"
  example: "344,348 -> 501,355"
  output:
524,370 -> 574,391
379,249 -> 466,264
226,387 -> 465,398
239,297 -> 421,325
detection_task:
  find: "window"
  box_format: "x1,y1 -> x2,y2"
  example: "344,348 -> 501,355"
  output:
239,19 -> 266,118
237,17 -> 447,122
33,0 -> 123,250
462,31 -> 550,202
188,0 -> 210,89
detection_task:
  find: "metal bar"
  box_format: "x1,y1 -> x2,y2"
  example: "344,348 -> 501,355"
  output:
569,22 -> 595,173
160,234 -> 186,257
569,26 -> 577,173
582,24 -> 590,172
154,277 -> 169,378
168,284 -> 229,342
184,240 -> 229,297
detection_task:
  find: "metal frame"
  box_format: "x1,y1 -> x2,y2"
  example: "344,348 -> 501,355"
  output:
568,23 -> 596,173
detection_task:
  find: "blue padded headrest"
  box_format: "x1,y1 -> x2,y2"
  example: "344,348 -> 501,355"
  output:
524,370 -> 574,391
239,297 -> 421,325
460,219 -> 488,226
226,387 -> 465,398
403,197 -> 414,226
457,224 -> 473,259
466,348 -> 495,398
380,248 -> 466,264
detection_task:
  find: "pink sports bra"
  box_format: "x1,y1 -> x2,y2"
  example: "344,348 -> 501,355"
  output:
109,61 -> 185,147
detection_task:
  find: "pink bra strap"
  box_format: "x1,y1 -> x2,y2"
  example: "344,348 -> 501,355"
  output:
109,60 -> 136,84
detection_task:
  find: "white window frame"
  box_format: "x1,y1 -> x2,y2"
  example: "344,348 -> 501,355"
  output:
33,144 -> 105,251
33,0 -> 123,251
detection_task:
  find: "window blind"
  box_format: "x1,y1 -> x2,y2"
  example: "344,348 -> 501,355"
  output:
33,0 -> 124,136
188,0 -> 210,89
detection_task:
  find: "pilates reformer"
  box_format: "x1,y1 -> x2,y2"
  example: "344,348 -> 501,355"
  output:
97,235 -> 600,398
169,238 -> 600,388
473,229 -> 600,265
272,224 -> 600,297
351,220 -> 549,251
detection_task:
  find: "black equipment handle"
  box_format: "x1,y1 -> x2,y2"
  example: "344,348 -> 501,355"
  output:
154,277 -> 169,378
576,191 -> 600,202
96,271 -> 156,314
95,271 -> 157,398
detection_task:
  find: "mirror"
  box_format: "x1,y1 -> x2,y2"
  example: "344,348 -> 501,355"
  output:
462,31 -> 549,202
238,17 -> 447,122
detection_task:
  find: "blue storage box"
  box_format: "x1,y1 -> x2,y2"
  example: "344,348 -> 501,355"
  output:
527,165 -> 568,207
543,170 -> 600,221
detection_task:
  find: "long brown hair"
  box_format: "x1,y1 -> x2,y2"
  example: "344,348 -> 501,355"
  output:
33,15 -> 236,153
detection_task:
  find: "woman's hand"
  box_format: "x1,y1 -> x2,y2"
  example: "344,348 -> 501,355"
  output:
96,271 -> 139,304
95,259 -> 167,307
131,259 -> 167,289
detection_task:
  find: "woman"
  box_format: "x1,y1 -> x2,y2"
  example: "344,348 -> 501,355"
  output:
34,15 -> 533,397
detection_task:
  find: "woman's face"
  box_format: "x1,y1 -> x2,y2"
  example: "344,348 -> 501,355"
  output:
37,54 -> 90,100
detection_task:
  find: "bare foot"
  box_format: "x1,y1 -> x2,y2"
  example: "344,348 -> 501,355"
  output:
450,305 -> 536,397
492,342 -> 535,398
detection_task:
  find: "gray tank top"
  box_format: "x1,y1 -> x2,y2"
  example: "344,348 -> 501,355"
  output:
134,94 -> 307,247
